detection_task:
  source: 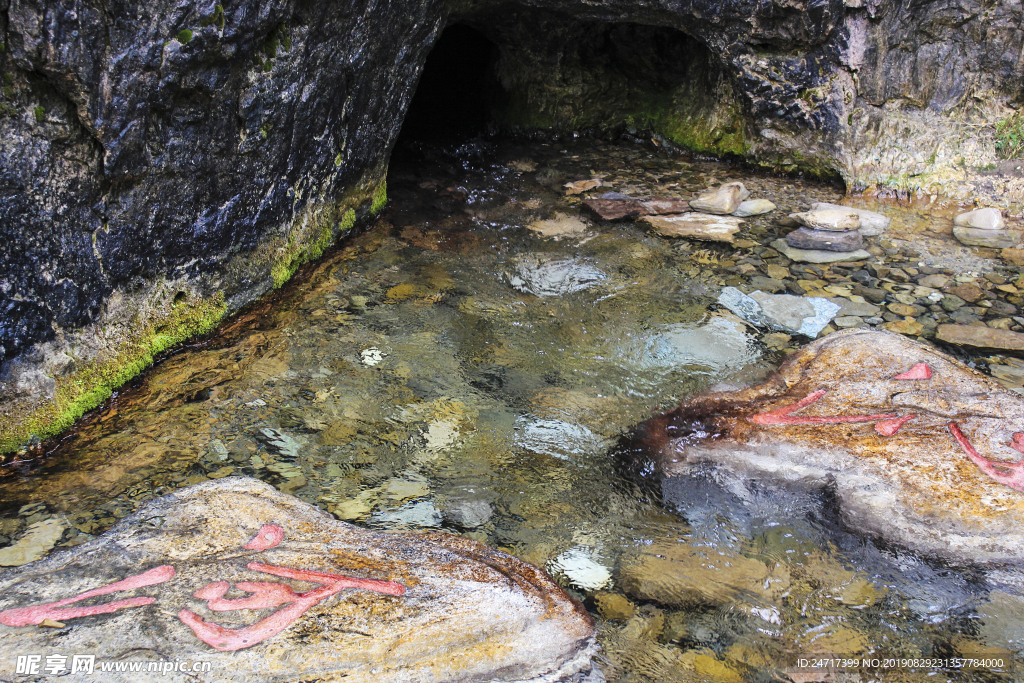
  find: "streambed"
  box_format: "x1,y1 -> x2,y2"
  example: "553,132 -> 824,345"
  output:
1,138 -> 1021,681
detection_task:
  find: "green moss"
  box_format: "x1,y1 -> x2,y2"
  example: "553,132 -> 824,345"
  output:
0,102 -> 15,118
33,105 -> 44,123
339,208 -> 356,232
995,110 -> 1024,159
199,4 -> 225,30
176,28 -> 194,44
0,294 -> 227,455
334,152 -> 343,167
3,86 -> 12,100
371,180 -> 387,214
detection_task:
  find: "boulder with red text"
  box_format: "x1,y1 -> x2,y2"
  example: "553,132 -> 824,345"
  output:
615,329 -> 1024,563
0,477 -> 597,683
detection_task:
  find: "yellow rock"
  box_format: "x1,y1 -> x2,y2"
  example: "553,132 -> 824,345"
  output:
594,592 -> 636,621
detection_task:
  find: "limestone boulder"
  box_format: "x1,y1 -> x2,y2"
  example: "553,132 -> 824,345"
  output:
615,329 -> 1024,563
0,478 -> 596,683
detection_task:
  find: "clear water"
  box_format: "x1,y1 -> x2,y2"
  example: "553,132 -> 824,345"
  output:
1,138 -> 1020,681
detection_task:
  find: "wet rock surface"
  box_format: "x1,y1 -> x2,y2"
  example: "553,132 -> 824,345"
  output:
617,329 -> 1024,563
0,478 -> 596,682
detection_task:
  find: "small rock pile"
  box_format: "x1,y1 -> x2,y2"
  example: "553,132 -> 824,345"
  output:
953,207 -> 1015,249
580,181 -> 776,244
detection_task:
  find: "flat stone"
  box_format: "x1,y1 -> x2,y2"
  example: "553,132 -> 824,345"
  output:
881,318 -> 924,336
689,182 -> 748,215
582,197 -> 646,221
810,202 -> 891,236
785,227 -> 865,252
617,329 -> 1024,563
640,197 -> 691,215
888,302 -> 925,317
732,199 -> 776,217
771,238 -> 872,264
1001,248 -> 1024,266
641,213 -> 743,243
619,540 -> 788,608
0,478 -> 596,682
790,209 -> 861,232
947,283 -> 985,303
827,297 -> 881,317
748,275 -> 787,293
918,274 -> 951,289
0,519 -> 67,567
954,207 -> 1005,230
442,499 -> 493,529
936,324 -> 1024,351
834,315 -> 865,328
564,178 -> 603,195
718,287 -> 840,337
953,227 -> 1016,249
526,213 -> 589,238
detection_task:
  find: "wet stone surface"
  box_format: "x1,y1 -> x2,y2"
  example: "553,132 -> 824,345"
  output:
2,138 -> 1024,680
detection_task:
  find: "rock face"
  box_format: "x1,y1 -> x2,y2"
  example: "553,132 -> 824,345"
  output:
615,329 -> 1024,563
0,478 -> 596,683
4,0 -> 1024,455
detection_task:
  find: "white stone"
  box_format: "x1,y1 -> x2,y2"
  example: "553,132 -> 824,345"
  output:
732,198 -> 776,217
954,207 -> 1005,230
810,202 -> 891,235
689,182 -> 749,214
790,209 -> 861,231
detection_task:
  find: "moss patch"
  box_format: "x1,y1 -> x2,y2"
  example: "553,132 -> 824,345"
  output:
371,179 -> 387,214
0,294 -> 227,455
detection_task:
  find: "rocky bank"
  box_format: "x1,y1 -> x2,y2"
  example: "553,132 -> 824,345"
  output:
2,0 -> 1024,453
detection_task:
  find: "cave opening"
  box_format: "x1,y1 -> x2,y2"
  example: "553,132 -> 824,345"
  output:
395,15 -> 746,160
396,24 -> 504,144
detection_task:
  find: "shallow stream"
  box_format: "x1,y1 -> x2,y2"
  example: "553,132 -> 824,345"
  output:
2,137 -> 1022,681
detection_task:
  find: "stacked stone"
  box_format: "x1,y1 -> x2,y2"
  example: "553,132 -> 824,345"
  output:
774,208 -> 877,263
953,208 -> 1016,249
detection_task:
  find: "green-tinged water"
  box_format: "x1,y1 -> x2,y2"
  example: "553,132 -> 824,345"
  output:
1,138 -> 1020,681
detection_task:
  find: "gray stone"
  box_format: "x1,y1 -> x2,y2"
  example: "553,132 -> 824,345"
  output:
809,202 -> 891,236
954,207 -> 1005,230
827,298 -> 882,317
748,275 -> 787,293
785,227 -> 865,252
732,199 -> 776,217
0,478 -> 596,683
941,294 -> 967,311
953,227 -> 1016,249
443,499 -> 494,529
833,315 -> 866,328
790,209 -> 861,232
689,182 -> 748,215
718,287 -> 840,337
771,239 -> 872,264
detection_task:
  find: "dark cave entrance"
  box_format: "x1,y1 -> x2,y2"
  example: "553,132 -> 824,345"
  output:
395,15 -> 746,159
396,24 -> 504,143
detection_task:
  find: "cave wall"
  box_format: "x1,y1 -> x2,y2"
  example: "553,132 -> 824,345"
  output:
1,0 -> 1023,455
